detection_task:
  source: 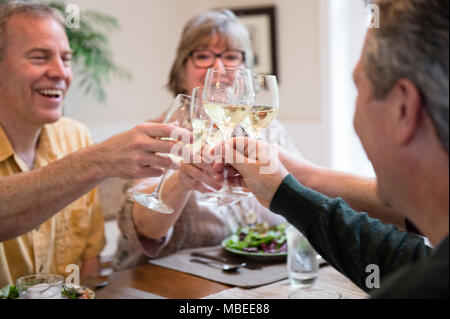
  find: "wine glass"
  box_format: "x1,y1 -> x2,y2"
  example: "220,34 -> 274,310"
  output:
130,94 -> 192,214
190,87 -> 238,206
201,67 -> 254,206
190,87 -> 214,155
241,74 -> 280,139
233,74 -> 280,198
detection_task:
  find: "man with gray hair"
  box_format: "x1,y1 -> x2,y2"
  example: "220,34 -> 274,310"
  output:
223,0 -> 448,298
0,2 -> 186,286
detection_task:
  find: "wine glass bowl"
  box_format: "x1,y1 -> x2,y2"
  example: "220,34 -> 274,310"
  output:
191,86 -> 239,206
202,67 -> 254,138
190,87 -> 214,154
241,74 -> 280,139
232,74 -> 279,198
200,67 -> 255,206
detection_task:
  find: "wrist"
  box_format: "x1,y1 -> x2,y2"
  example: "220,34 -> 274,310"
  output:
172,170 -> 194,195
75,144 -> 109,183
287,157 -> 319,189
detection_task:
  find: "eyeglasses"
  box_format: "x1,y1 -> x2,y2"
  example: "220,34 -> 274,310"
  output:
188,49 -> 246,68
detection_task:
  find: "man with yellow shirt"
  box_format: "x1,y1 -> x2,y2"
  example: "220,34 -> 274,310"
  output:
0,2 -> 185,286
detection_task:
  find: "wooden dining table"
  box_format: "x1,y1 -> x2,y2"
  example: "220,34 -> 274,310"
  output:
83,260 -> 367,299
91,263 -> 232,299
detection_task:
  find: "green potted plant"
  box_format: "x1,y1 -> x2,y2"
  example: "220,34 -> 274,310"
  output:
0,0 -> 131,102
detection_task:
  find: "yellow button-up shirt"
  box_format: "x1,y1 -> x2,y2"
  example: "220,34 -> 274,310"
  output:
0,117 -> 105,287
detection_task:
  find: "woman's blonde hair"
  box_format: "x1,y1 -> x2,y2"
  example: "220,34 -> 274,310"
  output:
167,9 -> 254,96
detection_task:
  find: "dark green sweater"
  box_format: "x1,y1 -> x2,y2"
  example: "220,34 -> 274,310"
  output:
270,175 -> 448,299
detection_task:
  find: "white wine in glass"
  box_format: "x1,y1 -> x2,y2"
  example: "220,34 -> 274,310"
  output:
234,75 -> 279,198
191,87 -> 233,205
204,103 -> 252,133
241,106 -> 279,137
241,75 -> 280,138
201,67 -> 254,206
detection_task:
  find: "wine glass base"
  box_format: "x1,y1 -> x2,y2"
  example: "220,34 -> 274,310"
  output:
132,192 -> 174,214
198,192 -> 241,206
231,187 -> 254,198
288,288 -> 342,299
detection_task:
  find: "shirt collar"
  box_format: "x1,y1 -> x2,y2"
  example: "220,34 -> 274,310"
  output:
0,122 -> 63,166
36,123 -> 63,163
0,124 -> 15,162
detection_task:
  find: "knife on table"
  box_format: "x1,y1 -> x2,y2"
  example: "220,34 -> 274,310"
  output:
190,252 -> 262,270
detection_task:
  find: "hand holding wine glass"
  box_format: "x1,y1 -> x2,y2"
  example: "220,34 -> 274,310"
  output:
215,136 -> 289,209
170,86 -> 225,194
131,94 -> 192,214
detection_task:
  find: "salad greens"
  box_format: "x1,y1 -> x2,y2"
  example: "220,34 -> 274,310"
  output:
0,285 -> 19,299
224,223 -> 287,254
62,286 -> 78,299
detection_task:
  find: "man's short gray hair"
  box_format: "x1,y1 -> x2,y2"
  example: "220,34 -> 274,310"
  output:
0,1 -> 64,60
363,0 -> 449,151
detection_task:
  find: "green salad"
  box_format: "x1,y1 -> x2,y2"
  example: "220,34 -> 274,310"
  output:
224,223 -> 287,254
0,285 -> 19,299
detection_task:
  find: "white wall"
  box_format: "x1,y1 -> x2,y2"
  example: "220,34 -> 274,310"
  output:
65,0 -> 184,141
64,0 -> 328,166
327,0 -> 374,176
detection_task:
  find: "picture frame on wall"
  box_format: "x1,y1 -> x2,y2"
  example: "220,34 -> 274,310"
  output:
231,6 -> 279,80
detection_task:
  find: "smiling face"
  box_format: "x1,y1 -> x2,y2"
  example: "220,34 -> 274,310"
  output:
0,15 -> 72,128
181,35 -> 244,96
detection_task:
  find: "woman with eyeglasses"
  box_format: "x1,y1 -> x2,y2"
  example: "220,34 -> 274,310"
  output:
112,9 -> 300,269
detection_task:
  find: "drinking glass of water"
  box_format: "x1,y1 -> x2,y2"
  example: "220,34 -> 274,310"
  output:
286,224 -> 319,288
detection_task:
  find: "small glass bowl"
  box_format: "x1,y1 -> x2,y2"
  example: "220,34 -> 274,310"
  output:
16,274 -> 64,299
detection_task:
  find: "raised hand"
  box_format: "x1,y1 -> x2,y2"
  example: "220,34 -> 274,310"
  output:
92,122 -> 191,180
214,136 -> 289,208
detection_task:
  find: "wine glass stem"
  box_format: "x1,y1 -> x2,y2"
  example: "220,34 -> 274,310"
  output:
152,168 -> 169,198
222,130 -> 233,192
150,113 -> 177,200
223,165 -> 230,191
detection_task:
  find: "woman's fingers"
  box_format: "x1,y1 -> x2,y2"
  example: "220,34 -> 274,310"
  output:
180,163 -> 222,190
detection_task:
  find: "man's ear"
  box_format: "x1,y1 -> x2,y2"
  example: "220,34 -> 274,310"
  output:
391,79 -> 423,146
